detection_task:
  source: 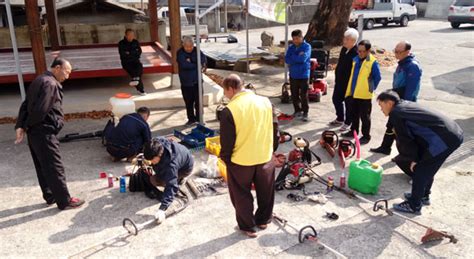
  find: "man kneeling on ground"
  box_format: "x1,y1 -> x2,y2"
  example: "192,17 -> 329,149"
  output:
144,137 -> 194,223
377,90 -> 463,215
104,107 -> 152,162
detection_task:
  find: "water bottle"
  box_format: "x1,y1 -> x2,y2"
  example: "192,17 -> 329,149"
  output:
120,176 -> 126,193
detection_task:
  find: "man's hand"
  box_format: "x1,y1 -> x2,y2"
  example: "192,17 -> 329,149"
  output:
155,209 -> 166,224
15,128 -> 25,144
410,162 -> 417,173
186,58 -> 191,63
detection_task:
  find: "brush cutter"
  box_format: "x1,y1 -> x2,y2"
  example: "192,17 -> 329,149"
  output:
305,166 -> 458,244
319,131 -> 338,157
272,214 -> 347,258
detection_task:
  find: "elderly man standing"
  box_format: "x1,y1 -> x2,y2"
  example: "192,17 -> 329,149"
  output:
219,74 -> 275,238
14,58 -> 84,210
177,36 -> 207,125
342,40 -> 381,144
329,28 -> 359,131
371,41 -> 422,155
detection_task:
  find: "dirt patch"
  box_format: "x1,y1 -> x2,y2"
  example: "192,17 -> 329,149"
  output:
456,171 -> 473,176
0,110 -> 112,125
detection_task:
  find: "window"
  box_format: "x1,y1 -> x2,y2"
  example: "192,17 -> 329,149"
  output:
400,0 -> 414,4
453,0 -> 474,7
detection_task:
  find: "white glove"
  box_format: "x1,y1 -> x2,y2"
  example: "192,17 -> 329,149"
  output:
155,209 -> 166,224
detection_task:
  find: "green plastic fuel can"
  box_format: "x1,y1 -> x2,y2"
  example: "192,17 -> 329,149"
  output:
348,159 -> 383,194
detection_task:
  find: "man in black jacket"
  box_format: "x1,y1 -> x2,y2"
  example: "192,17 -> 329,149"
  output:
377,90 -> 463,214
118,29 -> 145,95
14,58 -> 84,210
177,36 -> 207,125
103,107 -> 152,161
144,137 -> 194,224
329,28 -> 359,131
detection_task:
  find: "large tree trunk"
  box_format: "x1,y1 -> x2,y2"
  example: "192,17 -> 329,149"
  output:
304,0 -> 353,46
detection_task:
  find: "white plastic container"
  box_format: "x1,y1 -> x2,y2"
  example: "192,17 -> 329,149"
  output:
109,93 -> 135,124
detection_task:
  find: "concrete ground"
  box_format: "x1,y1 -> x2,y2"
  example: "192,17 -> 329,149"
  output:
0,19 -> 473,258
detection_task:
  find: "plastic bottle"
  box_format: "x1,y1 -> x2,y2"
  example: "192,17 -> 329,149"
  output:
340,172 -> 346,188
120,176 -> 126,193
327,176 -> 334,191
108,174 -> 114,188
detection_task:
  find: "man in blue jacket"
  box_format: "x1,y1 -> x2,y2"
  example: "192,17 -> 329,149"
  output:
144,137 -> 194,223
104,107 -> 152,161
177,36 -> 207,125
371,41 -> 422,155
285,29 -> 312,122
377,90 -> 463,215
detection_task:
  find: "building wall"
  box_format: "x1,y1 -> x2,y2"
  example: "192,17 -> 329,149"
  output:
425,0 -> 453,19
58,10 -> 136,24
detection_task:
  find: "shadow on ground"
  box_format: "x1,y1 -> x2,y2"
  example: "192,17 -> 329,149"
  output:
431,66 -> 474,98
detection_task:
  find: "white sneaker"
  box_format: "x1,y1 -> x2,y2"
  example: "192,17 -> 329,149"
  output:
339,123 -> 351,132
139,91 -> 147,96
129,80 -> 139,87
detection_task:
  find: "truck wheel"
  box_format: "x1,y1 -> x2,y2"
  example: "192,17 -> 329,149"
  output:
451,22 -> 461,29
400,16 -> 409,27
365,19 -> 375,30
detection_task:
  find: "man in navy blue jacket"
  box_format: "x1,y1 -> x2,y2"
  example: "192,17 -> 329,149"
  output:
285,29 -> 312,122
104,107 -> 151,161
377,90 -> 463,214
118,29 -> 145,95
371,41 -> 422,155
177,36 -> 207,125
144,137 -> 194,223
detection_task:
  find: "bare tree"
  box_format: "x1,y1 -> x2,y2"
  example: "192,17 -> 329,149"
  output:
304,0 -> 353,46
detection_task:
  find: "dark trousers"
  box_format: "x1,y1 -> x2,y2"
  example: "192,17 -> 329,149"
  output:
27,131 -> 71,208
348,97 -> 372,138
397,148 -> 458,208
122,61 -> 144,92
290,78 -> 309,114
378,121 -> 396,149
106,143 -> 138,160
227,160 -> 275,232
181,85 -> 201,122
153,168 -> 193,187
332,86 -> 352,125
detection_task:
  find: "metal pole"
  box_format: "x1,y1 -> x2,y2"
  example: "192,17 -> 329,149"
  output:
284,1 -> 289,83
195,0 -> 204,124
224,0 -> 228,33
245,0 -> 249,73
357,14 -> 364,41
216,1 -> 221,32
5,0 -> 26,101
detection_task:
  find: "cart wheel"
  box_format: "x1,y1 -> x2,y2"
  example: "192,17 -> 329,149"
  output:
122,218 -> 138,236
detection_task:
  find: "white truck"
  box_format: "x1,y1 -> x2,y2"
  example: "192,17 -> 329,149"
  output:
349,0 -> 418,30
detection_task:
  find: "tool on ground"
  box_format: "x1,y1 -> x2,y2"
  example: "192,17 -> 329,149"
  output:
287,193 -> 306,202
59,130 -> 103,143
324,212 -> 339,221
305,166 -> 458,244
272,214 -> 347,258
319,131 -> 338,157
338,139 -> 356,168
279,131 -> 293,143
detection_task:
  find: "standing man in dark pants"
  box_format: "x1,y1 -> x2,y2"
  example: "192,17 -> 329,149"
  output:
285,29 -> 312,122
342,40 -> 381,144
144,137 -> 194,224
118,29 -> 146,95
103,107 -> 152,162
376,90 -> 463,214
14,58 -> 84,210
329,28 -> 359,131
371,41 -> 422,155
177,36 -> 207,125
220,74 -> 275,238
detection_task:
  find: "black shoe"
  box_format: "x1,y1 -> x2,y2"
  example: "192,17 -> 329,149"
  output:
341,131 -> 354,138
185,120 -> 197,126
404,192 -> 431,206
359,136 -> 371,145
293,111 -> 303,118
301,113 -> 309,122
393,200 -> 421,215
370,146 -> 391,155
46,198 -> 56,206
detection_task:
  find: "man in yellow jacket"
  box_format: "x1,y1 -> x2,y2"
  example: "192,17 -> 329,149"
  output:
342,40 -> 381,144
219,74 -> 275,238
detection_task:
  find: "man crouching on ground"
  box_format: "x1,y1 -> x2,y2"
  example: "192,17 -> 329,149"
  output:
219,74 -> 276,238
144,137 -> 194,223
